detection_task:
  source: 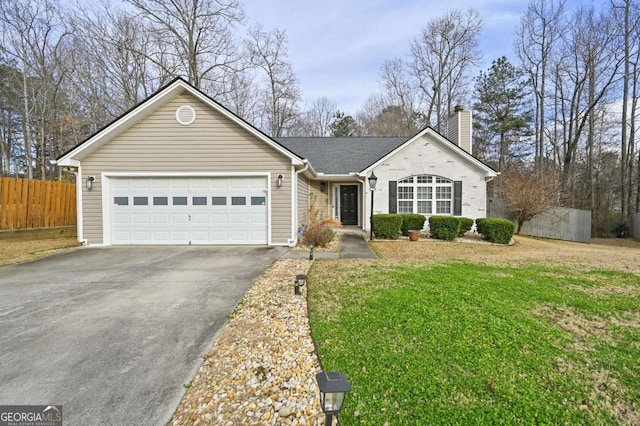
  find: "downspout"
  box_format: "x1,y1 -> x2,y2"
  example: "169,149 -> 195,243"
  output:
288,159 -> 310,247
55,163 -> 86,245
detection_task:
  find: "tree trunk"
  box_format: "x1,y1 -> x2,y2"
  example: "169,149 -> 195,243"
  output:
21,59 -> 33,179
620,0 -> 630,224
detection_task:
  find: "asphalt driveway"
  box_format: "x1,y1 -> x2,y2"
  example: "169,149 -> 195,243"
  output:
0,245 -> 286,425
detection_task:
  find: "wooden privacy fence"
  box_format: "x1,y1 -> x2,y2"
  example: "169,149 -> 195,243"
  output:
519,207 -> 591,243
0,177 -> 76,230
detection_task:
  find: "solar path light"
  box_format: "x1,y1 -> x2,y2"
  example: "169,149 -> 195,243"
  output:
309,241 -> 315,260
294,274 -> 307,295
315,370 -> 351,426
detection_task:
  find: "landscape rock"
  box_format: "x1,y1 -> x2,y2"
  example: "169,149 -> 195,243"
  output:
169,259 -> 328,425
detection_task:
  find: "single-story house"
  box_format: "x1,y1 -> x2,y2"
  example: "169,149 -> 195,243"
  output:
55,78 -> 498,246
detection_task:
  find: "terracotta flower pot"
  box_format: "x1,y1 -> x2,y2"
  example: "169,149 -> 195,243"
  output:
408,230 -> 421,241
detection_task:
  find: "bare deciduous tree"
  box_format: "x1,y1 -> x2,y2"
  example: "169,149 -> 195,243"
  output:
246,25 -> 301,137
293,97 -> 337,137
410,9 -> 482,133
0,0 -> 70,179
556,7 -> 622,191
515,0 -> 567,172
125,0 -> 245,93
496,167 -> 561,234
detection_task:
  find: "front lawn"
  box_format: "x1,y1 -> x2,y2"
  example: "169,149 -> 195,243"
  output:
308,259 -> 640,424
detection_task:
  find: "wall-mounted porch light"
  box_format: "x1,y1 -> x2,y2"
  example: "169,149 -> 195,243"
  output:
86,176 -> 95,190
294,274 -> 307,295
277,174 -> 284,188
316,371 -> 351,426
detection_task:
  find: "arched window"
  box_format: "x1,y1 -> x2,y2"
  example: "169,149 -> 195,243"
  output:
397,175 -> 453,215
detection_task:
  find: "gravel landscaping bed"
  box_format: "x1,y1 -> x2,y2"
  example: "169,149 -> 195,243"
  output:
169,258 -> 329,426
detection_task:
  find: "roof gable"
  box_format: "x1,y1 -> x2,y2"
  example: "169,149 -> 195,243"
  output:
56,78 -> 303,166
361,127 -> 498,177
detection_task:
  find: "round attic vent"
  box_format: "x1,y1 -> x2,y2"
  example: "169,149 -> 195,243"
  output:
176,105 -> 196,126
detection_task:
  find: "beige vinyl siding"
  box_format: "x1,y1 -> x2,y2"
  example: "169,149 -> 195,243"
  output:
309,181 -> 330,218
297,175 -> 310,227
447,116 -> 459,148
81,90 -> 293,245
447,109 -> 472,153
458,110 -> 472,153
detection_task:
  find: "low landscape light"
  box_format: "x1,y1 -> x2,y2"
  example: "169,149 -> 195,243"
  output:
309,242 -> 315,260
294,274 -> 307,295
316,371 -> 351,426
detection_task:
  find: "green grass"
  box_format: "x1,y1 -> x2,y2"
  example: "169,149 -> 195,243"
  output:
308,262 -> 640,425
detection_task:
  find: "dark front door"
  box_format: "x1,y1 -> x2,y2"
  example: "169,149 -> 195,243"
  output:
340,185 -> 358,226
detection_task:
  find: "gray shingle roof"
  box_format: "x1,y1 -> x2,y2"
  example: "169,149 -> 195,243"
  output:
275,137 -> 408,175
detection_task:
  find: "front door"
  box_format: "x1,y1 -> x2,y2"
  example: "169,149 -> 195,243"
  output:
340,185 -> 358,226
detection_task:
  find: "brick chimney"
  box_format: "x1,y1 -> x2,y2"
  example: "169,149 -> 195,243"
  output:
447,105 -> 472,153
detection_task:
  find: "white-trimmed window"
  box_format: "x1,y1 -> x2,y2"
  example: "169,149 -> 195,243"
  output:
398,175 -> 453,215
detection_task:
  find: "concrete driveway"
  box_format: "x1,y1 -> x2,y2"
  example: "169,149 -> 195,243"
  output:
0,245 -> 285,425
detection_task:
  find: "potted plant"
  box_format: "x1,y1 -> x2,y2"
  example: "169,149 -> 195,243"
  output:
408,230 -> 421,241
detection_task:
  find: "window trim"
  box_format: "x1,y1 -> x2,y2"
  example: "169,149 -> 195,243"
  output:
397,175 -> 453,215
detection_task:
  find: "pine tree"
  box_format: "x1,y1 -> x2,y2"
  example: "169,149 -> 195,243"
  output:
473,56 -> 534,171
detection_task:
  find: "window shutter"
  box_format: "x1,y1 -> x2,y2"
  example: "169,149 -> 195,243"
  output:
453,181 -> 462,216
389,181 -> 397,214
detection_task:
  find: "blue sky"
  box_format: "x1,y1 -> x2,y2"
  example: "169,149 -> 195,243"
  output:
241,0 -> 594,114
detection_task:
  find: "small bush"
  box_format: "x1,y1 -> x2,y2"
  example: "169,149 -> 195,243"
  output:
373,214 -> 402,239
613,222 -> 630,238
400,214 -> 427,235
476,218 -> 515,244
458,217 -> 474,236
302,199 -> 341,247
429,216 -> 460,241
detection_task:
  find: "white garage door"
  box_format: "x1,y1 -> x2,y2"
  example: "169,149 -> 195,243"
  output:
109,177 -> 268,245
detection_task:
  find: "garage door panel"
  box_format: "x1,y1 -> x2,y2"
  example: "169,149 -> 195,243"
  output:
250,213 -> 266,224
151,179 -> 171,189
191,213 -> 209,224
132,180 -> 151,189
152,231 -> 171,241
170,214 -> 190,224
110,177 -> 268,245
112,213 -> 131,225
132,214 -> 151,224
151,214 -> 170,224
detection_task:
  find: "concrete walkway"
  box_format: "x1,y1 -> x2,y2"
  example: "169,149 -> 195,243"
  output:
284,231 -> 378,260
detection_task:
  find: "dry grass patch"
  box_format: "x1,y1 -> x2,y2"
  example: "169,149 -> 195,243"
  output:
533,304 -> 610,343
372,235 -> 640,273
0,238 -> 80,267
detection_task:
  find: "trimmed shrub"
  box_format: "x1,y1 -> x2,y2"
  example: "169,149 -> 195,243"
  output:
475,218 -> 515,244
429,216 -> 460,241
400,214 -> 427,236
458,217 -> 474,236
373,214 -> 402,239
475,218 -> 488,236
